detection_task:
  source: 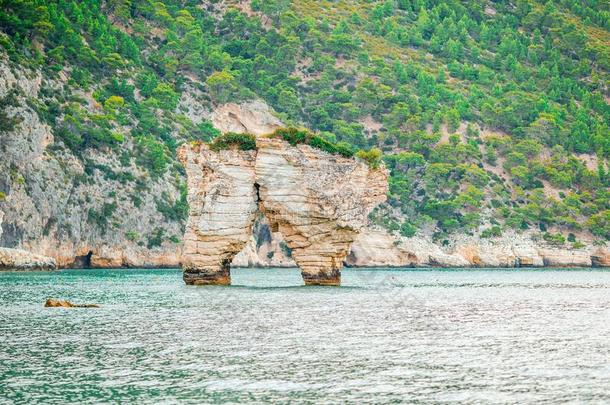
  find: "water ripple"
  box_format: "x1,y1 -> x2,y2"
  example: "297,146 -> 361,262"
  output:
1,267 -> 610,403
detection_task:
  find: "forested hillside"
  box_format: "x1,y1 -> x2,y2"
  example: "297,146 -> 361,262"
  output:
1,0 -> 609,250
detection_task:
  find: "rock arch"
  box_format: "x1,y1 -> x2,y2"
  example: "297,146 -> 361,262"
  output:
178,137 -> 388,286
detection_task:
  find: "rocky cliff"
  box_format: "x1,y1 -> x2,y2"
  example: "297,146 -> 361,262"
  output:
0,54 -> 183,268
0,247 -> 56,271
178,136 -> 389,285
0,51 -> 295,269
0,205 -> 55,271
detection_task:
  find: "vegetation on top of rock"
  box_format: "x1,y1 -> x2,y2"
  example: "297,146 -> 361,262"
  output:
269,127 -> 355,158
209,132 -> 257,152
356,148 -> 383,169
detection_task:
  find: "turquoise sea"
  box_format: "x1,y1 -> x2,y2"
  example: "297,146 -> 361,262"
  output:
1,267 -> 610,403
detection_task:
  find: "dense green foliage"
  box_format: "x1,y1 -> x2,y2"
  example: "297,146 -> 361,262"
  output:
269,127 -> 355,158
355,148 -> 383,169
1,0 -> 608,241
208,132 -> 257,152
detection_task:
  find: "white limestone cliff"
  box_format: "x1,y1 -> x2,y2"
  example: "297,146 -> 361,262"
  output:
178,136 -> 389,285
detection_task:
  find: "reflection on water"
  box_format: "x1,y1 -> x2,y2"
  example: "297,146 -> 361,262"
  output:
1,268 -> 610,403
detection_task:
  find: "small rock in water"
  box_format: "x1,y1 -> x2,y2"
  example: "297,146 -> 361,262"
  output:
44,299 -> 99,308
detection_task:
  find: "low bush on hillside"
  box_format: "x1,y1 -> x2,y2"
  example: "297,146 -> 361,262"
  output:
543,232 -> 566,245
356,148 -> 383,169
208,132 -> 256,152
481,225 -> 502,238
269,127 -> 357,159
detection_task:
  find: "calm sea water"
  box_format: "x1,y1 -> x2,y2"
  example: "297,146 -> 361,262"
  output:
1,267 -> 610,404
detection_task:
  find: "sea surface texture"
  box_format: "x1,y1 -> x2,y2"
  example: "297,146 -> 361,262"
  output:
1,268 -> 609,404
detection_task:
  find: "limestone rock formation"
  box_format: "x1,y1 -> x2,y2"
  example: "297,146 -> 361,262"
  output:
0,209 -> 56,271
178,137 -> 389,285
591,248 -> 610,267
0,247 -> 56,271
539,248 -> 592,267
346,228 -> 609,268
211,101 -> 283,136
178,143 -> 258,285
255,137 -> 388,284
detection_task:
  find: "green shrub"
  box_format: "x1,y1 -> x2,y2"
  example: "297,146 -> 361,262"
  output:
310,135 -> 346,156
387,219 -> 400,232
269,127 -> 355,158
194,121 -> 221,142
104,95 -> 125,111
3,92 -> 26,131
125,231 -> 140,241
271,127 -> 309,146
543,232 -> 566,245
137,137 -> 169,177
481,225 -> 502,238
400,221 -> 417,237
209,132 -> 256,152
87,202 -> 117,234
147,227 -> 165,249
0,191 -> 6,201
0,110 -> 22,133
151,83 -> 179,110
356,148 -> 383,169
206,70 -> 238,103
587,210 -> 610,240
155,189 -> 188,222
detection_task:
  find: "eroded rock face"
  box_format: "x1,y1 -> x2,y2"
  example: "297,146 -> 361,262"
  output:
346,229 -> 609,268
0,209 -> 56,271
0,54 -> 184,269
178,143 -> 258,285
255,137 -> 388,284
0,247 -> 56,271
211,101 -> 283,136
178,138 -> 388,285
591,248 -> 610,267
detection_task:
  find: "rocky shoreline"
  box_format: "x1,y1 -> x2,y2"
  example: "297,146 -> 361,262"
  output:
345,229 -> 610,269
0,212 -> 56,271
0,247 -> 56,271
0,245 -> 607,271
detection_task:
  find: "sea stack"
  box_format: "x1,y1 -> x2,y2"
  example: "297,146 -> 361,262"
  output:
178,135 -> 388,286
